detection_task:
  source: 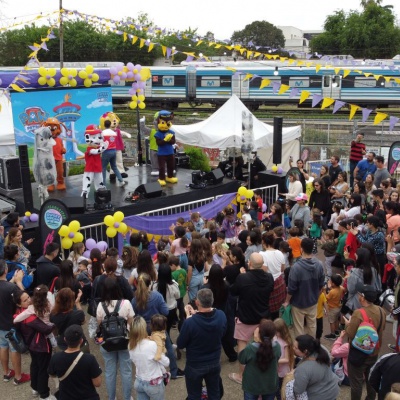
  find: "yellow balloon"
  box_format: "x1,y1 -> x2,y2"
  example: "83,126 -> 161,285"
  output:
69,220 -> 80,232
238,186 -> 247,196
78,70 -> 88,79
106,227 -> 117,238
60,76 -> 68,86
138,95 -> 145,101
129,101 -> 137,109
138,102 -> 146,109
73,232 -> 84,243
38,76 -> 47,85
70,79 -> 77,87
114,211 -> 124,222
104,215 -> 115,227
131,95 -> 138,101
61,237 -> 73,249
92,73 -> 99,82
140,68 -> 151,81
25,211 -> 31,217
58,225 -> 69,237
117,222 -> 127,233
48,78 -> 56,87
246,189 -> 254,199
84,79 -> 92,88
70,69 -> 77,77
38,67 -> 46,76
272,165 -> 278,172
61,68 -> 68,76
86,65 -> 94,74
49,68 -> 56,76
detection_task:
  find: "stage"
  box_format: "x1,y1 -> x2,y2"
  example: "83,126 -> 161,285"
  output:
8,165 -> 241,225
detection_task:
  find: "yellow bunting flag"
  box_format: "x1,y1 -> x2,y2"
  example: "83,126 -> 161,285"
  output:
364,73 -> 372,77
384,76 -> 391,83
239,48 -> 246,55
288,59 -> 295,65
373,75 -> 381,81
208,42 -> 215,47
271,55 -> 279,60
374,112 -> 388,125
161,45 -> 166,57
299,90 -> 310,104
265,54 -> 272,60
343,70 -> 350,78
260,79 -> 271,89
225,45 -> 233,50
334,68 -> 341,75
10,84 -> 25,92
395,78 -> 400,84
226,67 -> 237,72
196,40 -> 203,46
139,38 -> 145,48
132,36 -> 138,45
254,52 -> 261,58
297,61 -> 304,66
306,62 -> 312,67
243,73 -> 253,81
349,104 -> 360,120
321,98 -> 335,109
215,44 -> 221,49
315,64 -> 321,73
123,32 -> 127,42
148,43 -> 154,52
278,84 -> 290,95
234,45 -> 241,51
280,57 -> 287,62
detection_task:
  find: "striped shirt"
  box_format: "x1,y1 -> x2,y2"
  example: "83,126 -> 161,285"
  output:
350,140 -> 366,162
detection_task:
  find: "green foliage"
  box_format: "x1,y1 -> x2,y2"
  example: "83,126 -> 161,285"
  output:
231,21 -> 285,49
184,146 -> 211,172
310,5 -> 400,58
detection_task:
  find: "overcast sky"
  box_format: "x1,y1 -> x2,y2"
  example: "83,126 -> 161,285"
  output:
1,0 -> 399,40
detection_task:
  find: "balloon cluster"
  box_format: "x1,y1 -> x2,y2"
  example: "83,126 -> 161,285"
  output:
271,165 -> 283,174
236,186 -> 254,203
23,211 -> 39,223
127,64 -> 151,110
104,211 -> 127,238
78,65 -> 99,88
60,68 -> 78,87
38,67 -> 56,87
58,220 -> 84,249
83,238 -> 108,258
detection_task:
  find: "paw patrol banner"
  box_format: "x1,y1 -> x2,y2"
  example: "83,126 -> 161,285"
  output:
11,86 -> 113,163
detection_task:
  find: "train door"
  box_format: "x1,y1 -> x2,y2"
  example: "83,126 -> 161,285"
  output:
232,74 -> 250,98
186,66 -> 196,101
322,75 -> 341,99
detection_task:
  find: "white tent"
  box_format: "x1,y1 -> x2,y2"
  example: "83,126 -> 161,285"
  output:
173,94 -> 301,168
0,95 -> 17,156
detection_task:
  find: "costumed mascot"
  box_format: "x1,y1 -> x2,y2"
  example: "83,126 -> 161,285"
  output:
139,112 -> 159,176
32,126 -> 57,201
155,110 -> 177,186
81,124 -> 108,198
99,112 -> 131,181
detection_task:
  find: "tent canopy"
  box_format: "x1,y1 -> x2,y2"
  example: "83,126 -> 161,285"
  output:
173,94 -> 301,150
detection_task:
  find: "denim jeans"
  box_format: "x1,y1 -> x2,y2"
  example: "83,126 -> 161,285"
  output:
165,332 -> 178,377
188,268 -> 204,301
100,347 -> 132,400
102,149 -> 123,183
185,362 -> 221,400
134,377 -> 165,400
244,392 -> 275,400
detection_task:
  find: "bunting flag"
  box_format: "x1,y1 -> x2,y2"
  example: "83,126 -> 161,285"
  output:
259,79 -> 271,89
332,100 -> 346,114
131,36 -> 138,45
349,104 -> 360,120
315,64 -> 321,73
299,90 -> 311,104
148,43 -> 155,52
343,70 -> 350,78
139,38 -> 145,48
272,81 -> 281,94
289,87 -> 300,98
321,98 -> 335,109
278,84 -> 290,95
389,116 -> 400,131
362,108 -> 373,122
334,68 -> 341,75
161,45 -> 166,57
243,73 -> 253,81
312,94 -> 323,108
374,112 -> 388,125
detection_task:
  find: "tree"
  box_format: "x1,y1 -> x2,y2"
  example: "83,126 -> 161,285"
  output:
231,21 -> 284,49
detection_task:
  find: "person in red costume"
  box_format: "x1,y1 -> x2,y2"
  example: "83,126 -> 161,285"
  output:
41,117 -> 66,192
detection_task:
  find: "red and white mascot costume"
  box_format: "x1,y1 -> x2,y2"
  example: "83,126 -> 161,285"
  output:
81,124 -> 108,198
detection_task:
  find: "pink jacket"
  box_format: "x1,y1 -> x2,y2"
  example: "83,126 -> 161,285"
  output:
331,337 -> 349,376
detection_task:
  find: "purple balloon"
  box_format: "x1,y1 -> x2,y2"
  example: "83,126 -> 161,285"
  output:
85,238 -> 96,250
131,82 -> 139,90
128,88 -> 136,95
126,62 -> 134,70
137,81 -> 146,89
134,73 -> 142,82
113,76 -> 121,84
277,167 -> 283,174
83,250 -> 90,258
30,213 -> 39,222
110,67 -> 117,75
126,71 -> 134,79
97,241 -> 108,252
120,72 -> 127,80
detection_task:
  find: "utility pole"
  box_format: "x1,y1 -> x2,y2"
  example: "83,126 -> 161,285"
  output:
59,0 -> 64,69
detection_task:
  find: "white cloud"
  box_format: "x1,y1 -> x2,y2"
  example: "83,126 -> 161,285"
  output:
87,99 -> 112,109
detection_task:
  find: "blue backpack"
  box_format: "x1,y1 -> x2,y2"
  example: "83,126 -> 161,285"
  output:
351,308 -> 382,355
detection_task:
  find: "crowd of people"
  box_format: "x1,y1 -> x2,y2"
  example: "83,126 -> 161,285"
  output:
1,147 -> 400,400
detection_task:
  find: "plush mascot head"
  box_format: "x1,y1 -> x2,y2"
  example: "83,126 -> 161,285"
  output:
85,124 -> 103,146
41,117 -> 64,138
157,110 -> 174,132
99,112 -> 120,130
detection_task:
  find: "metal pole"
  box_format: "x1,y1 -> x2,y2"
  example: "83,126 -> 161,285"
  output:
136,108 -> 143,165
59,0 -> 64,69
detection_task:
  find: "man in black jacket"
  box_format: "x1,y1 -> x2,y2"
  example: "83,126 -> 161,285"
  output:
36,242 -> 60,287
228,252 -> 274,384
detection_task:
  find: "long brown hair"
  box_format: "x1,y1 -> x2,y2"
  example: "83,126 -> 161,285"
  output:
256,319 -> 276,372
51,287 -> 75,315
274,318 -> 295,370
32,284 -> 50,318
5,227 -> 22,247
134,273 -> 151,311
188,239 -> 205,272
121,246 -> 139,271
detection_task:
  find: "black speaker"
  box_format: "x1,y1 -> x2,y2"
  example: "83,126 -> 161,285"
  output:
203,168 -> 224,185
258,170 -> 287,193
273,117 -> 283,165
0,156 -> 22,191
134,182 -> 163,198
59,197 -> 85,214
18,145 -> 34,211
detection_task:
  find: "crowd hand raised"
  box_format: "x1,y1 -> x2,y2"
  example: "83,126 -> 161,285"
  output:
75,289 -> 83,303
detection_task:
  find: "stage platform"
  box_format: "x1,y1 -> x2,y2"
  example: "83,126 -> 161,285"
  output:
9,165 -> 241,225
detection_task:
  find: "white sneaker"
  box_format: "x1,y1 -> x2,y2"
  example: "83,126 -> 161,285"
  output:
172,344 -> 177,350
151,171 -> 159,176
32,390 -> 39,397
42,395 -> 56,400
118,181 -> 127,187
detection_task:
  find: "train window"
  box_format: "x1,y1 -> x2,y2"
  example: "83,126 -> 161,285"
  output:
385,79 -> 399,88
323,76 -> 331,87
162,76 -> 175,86
354,77 -> 376,88
289,78 -> 310,88
201,76 -> 221,87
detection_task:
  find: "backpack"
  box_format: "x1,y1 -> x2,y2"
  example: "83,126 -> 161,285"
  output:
351,308 -> 382,355
100,300 -> 129,352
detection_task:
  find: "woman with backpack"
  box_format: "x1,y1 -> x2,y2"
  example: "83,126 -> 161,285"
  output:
96,277 -> 134,400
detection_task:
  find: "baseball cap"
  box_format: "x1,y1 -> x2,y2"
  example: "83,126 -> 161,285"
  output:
85,124 -> 102,136
64,324 -> 84,346
295,193 -> 308,202
356,283 -> 377,303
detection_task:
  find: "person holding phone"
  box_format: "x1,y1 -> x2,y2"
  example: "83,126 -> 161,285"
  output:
4,245 -> 33,290
385,202 -> 400,245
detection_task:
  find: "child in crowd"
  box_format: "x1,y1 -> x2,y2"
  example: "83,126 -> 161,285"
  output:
293,219 -> 306,239
106,247 -> 123,276
331,330 -> 350,386
249,201 -> 259,224
149,314 -> 168,361
88,248 -> 104,281
14,284 -> 58,348
328,202 -> 343,238
216,232 -> 229,250
139,230 -> 150,251
309,211 -> 322,254
273,226 -> 284,249
171,225 -> 189,271
154,251 -> 169,272
274,318 -> 295,400
316,288 -> 327,340
190,212 -> 208,236
279,241 -> 293,270
344,219 -> 358,261
253,189 -> 264,223
354,214 -> 367,235
121,246 -> 139,280
241,205 -> 252,226
320,229 -> 337,278
212,242 -> 228,267
287,227 -> 302,261
68,242 -> 86,275
205,221 -> 218,244
76,259 -> 91,304
220,207 -> 238,246
169,255 -> 187,332
185,221 -> 195,241
324,274 -> 344,340
247,220 -> 256,232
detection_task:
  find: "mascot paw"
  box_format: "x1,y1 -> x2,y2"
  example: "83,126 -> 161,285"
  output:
158,179 -> 166,186
166,177 -> 178,184
56,183 -> 66,190
164,133 -> 173,142
47,185 -> 55,192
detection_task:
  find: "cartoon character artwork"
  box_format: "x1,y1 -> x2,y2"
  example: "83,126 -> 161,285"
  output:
81,124 -> 109,198
154,110 -> 178,186
41,117 -> 67,192
32,126 -> 57,202
139,112 -> 159,176
99,112 -> 131,180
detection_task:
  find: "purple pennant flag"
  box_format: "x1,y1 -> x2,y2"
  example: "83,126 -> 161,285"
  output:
312,94 -> 323,108
289,88 -> 300,98
185,55 -> 194,62
248,41 -> 254,47
29,45 -> 39,51
333,100 -> 346,114
48,31 -> 56,39
389,65 -> 395,71
115,30 -> 123,35
306,53 -> 312,60
166,48 -> 172,58
361,108 -> 373,122
41,42 -> 48,51
390,116 -> 400,131
272,81 -> 281,94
